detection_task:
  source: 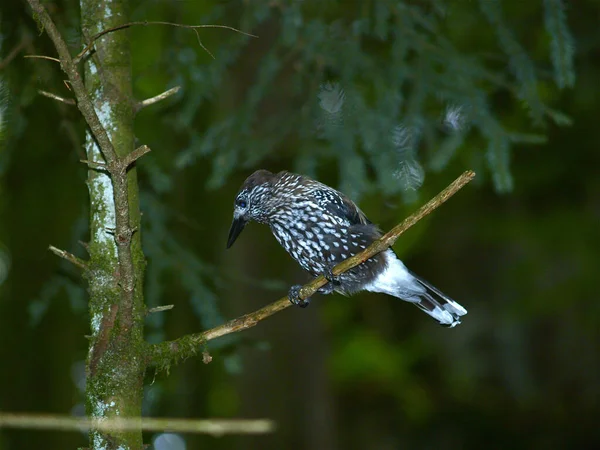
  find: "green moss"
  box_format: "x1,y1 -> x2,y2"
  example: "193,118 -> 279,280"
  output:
148,334 -> 203,375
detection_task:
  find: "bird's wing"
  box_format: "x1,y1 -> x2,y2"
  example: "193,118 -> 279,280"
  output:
310,186 -> 372,226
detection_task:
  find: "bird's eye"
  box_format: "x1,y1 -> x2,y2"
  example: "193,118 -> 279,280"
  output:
236,199 -> 247,208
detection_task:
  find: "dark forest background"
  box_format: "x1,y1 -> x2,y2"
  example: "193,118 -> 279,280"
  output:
0,0 -> 599,449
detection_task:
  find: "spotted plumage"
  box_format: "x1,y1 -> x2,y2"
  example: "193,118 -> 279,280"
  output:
227,170 -> 467,327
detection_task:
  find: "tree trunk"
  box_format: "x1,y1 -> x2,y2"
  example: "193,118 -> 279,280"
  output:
80,0 -> 146,448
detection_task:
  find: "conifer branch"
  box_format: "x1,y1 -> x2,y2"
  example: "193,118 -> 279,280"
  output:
543,0 -> 575,89
148,170 -> 476,368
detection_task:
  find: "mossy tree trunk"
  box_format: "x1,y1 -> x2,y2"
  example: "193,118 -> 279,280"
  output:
80,0 -> 146,448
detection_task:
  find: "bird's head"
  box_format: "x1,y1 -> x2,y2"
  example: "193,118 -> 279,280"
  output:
227,169 -> 276,249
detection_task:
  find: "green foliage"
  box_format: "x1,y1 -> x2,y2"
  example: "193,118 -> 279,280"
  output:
141,0 -> 576,200
544,0 -> 576,89
479,0 -> 545,123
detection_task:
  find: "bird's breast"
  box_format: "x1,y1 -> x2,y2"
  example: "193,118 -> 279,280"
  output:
270,221 -> 328,275
269,211 -> 381,283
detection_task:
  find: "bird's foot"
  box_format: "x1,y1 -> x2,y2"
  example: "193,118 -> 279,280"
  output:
323,265 -> 341,285
288,285 -> 310,308
318,265 -> 341,295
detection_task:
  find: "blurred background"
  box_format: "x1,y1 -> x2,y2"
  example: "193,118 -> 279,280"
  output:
1,0 -> 599,449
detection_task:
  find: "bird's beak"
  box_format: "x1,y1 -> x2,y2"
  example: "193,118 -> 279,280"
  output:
226,217 -> 247,249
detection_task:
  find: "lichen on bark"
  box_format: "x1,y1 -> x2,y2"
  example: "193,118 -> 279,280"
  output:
81,0 -> 146,448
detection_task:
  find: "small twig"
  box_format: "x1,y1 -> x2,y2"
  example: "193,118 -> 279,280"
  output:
74,21 -> 257,64
191,29 -> 215,59
0,413 -> 274,436
121,145 -> 151,170
23,54 -> 61,63
80,159 -> 108,171
147,305 -> 174,314
135,86 -> 181,113
38,90 -> 76,105
149,170 -> 476,366
48,245 -> 87,269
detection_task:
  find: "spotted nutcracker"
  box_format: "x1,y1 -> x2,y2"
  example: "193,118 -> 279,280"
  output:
227,170 -> 467,327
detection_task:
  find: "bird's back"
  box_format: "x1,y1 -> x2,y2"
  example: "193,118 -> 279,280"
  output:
267,172 -> 385,293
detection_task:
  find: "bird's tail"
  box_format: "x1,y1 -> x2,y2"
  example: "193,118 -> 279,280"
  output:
362,250 -> 467,327
409,272 -> 467,328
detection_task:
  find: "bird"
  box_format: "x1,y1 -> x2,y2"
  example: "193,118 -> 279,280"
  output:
226,169 -> 467,327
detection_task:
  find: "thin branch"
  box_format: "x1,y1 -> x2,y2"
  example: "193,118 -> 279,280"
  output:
192,28 -> 215,59
121,145 -> 151,170
135,86 -> 181,113
149,170 -> 476,366
27,0 -> 119,167
147,305 -> 174,314
0,413 -> 274,436
48,245 -> 87,269
23,54 -> 60,63
38,90 -> 76,105
80,159 -> 108,171
74,21 -> 258,64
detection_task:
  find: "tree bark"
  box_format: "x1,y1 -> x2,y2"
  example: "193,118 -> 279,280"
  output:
80,0 -> 146,448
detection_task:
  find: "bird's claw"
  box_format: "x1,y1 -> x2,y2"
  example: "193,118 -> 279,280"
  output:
288,285 -> 310,308
323,265 -> 341,285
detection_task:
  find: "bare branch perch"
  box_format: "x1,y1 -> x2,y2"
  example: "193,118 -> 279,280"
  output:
148,170 -> 476,367
135,86 -> 181,113
48,245 -> 87,269
38,90 -> 76,105
74,21 -> 257,64
0,413 -> 274,436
